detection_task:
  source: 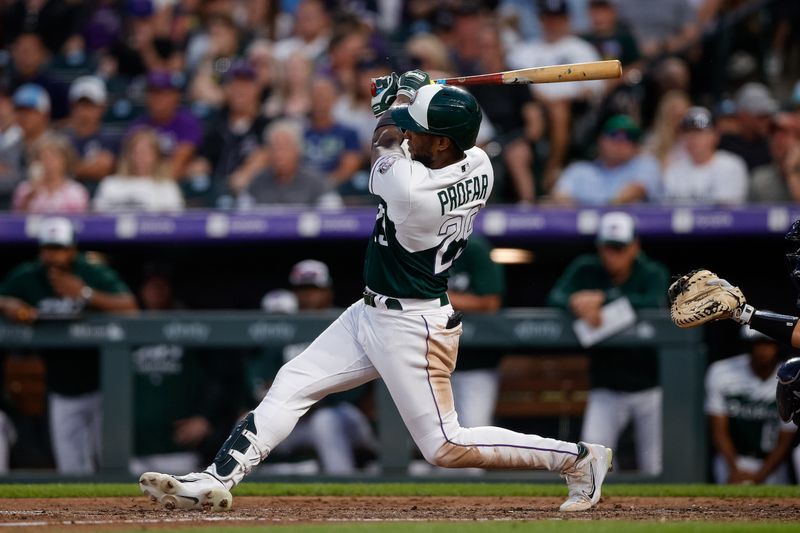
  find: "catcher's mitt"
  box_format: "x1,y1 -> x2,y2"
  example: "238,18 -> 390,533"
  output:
668,269 -> 747,328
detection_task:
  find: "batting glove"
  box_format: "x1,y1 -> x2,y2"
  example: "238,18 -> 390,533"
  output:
397,69 -> 431,100
371,72 -> 399,117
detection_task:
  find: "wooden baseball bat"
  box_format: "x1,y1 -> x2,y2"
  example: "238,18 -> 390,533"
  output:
434,60 -> 622,87
370,60 -> 621,97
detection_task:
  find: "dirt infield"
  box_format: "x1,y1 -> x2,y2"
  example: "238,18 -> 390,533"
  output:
0,496 -> 799,529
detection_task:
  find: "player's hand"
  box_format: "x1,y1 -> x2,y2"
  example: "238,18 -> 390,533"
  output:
397,69 -> 431,100
371,72 -> 399,117
569,290 -> 605,327
173,416 -> 212,446
1,297 -> 38,324
47,268 -> 85,299
728,468 -> 757,485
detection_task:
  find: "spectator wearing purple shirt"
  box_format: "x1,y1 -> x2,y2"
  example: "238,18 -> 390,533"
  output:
129,71 -> 202,180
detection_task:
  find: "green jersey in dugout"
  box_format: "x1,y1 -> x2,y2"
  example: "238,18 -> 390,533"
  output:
0,254 -> 131,396
364,147 -> 494,299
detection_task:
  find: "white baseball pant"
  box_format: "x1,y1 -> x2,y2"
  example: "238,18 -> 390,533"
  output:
451,368 -> 500,428
274,402 -> 377,474
248,296 -> 579,474
48,391 -> 102,474
581,387 -> 662,475
0,410 -> 15,474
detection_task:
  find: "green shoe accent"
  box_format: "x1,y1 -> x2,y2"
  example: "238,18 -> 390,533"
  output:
213,412 -> 257,477
575,442 -> 589,462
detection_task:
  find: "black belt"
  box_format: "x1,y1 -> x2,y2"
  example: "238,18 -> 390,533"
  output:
362,291 -> 449,310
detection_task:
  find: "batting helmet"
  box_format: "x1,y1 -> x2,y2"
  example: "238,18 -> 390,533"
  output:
391,84 -> 482,151
776,357 -> 800,425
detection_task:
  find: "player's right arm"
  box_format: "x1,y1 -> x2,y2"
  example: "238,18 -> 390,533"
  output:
370,93 -> 408,169
0,296 -> 38,323
0,267 -> 38,323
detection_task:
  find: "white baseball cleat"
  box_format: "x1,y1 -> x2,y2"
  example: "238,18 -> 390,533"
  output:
559,442 -> 613,512
139,471 -> 233,512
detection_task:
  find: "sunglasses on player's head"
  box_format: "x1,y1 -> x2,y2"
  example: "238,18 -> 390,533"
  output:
604,129 -> 637,142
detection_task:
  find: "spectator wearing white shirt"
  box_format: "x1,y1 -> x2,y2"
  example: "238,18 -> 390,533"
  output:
506,0 -> 604,102
272,0 -> 332,64
93,128 -> 184,213
506,0 -> 604,190
661,106 -> 748,205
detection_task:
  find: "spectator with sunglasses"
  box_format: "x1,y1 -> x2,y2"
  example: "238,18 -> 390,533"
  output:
551,114 -> 661,205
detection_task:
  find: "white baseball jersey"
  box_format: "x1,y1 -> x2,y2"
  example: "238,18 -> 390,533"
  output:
365,147 -> 493,298
705,354 -> 794,458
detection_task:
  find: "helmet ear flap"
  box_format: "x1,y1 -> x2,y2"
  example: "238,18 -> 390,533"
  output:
776,381 -> 800,424
777,358 -> 800,423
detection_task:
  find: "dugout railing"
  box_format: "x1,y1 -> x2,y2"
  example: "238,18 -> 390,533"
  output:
0,309 -> 704,482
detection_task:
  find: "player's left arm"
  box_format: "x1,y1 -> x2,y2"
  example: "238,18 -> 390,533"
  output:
735,304 -> 800,349
707,415 -> 741,478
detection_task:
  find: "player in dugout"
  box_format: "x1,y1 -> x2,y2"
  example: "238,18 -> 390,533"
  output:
139,70 -> 613,513
669,218 -> 800,429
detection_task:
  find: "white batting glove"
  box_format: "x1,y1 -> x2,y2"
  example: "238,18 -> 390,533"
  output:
397,69 -> 431,100
371,72 -> 399,117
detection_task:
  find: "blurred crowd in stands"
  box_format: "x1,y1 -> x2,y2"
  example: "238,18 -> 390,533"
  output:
0,0 -> 798,212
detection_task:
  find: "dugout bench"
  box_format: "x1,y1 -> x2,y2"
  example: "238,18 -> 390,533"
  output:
0,309 -> 704,482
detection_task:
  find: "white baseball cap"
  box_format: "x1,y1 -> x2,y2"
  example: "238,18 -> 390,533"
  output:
261,289 -> 299,313
734,82 -> 778,116
69,76 -> 108,105
38,217 -> 76,247
13,83 -> 51,114
597,212 -> 636,246
289,260 -> 331,288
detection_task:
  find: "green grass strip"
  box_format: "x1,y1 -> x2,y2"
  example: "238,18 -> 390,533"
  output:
0,483 -> 799,499
104,523 -> 800,533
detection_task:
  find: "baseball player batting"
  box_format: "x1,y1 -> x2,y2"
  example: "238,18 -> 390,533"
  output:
139,70 -> 613,512
669,218 -> 800,427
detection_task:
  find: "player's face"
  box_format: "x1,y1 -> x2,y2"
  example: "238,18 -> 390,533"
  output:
39,246 -> 76,270
598,242 -> 638,278
71,99 -> 104,125
404,130 -> 436,167
683,129 -> 718,163
146,89 -> 180,123
294,286 -> 332,310
750,341 -> 780,372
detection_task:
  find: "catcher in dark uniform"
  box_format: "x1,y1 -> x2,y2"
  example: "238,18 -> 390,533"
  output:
669,219 -> 800,427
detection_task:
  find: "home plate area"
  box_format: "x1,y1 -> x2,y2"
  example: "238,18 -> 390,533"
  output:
0,496 -> 799,529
